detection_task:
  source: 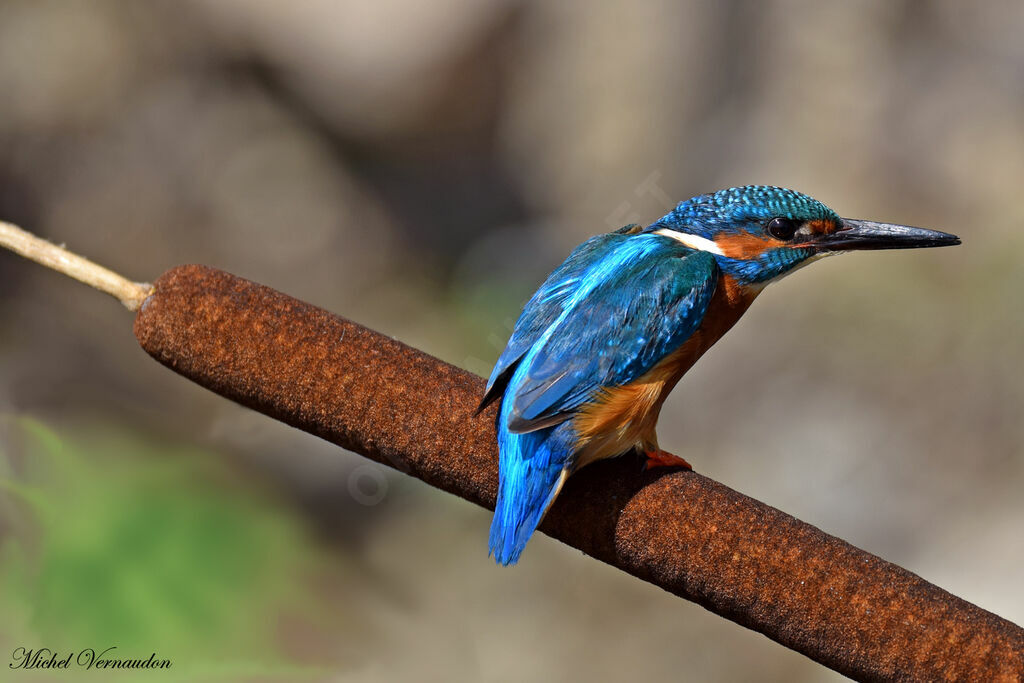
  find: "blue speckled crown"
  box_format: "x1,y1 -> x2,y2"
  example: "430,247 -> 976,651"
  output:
651,185 -> 841,238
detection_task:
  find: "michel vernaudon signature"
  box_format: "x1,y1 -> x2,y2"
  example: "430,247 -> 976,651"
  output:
10,646 -> 171,671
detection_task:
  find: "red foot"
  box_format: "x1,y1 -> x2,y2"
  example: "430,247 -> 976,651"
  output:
644,449 -> 693,471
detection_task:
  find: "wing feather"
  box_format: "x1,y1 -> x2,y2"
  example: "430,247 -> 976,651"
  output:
477,231 -> 638,412
503,236 -> 718,432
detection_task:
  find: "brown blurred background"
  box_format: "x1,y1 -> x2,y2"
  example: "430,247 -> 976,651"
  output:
0,1 -> 1022,681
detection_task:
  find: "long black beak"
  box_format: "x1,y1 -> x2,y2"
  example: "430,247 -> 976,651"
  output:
812,219 -> 961,251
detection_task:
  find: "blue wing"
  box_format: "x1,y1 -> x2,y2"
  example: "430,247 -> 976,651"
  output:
504,235 -> 719,432
477,224 -> 643,413
487,233 -> 718,564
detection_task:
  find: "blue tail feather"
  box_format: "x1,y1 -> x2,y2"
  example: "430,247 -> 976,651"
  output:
489,418 -> 576,565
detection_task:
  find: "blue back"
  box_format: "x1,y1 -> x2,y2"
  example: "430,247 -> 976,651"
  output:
487,233 -> 719,563
506,235 -> 717,431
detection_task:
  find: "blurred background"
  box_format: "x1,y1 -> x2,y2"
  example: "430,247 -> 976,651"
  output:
0,1 -> 1021,680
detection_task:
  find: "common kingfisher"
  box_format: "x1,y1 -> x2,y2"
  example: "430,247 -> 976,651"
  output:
478,185 -> 960,565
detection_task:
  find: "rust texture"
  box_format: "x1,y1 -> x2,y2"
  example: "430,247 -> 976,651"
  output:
134,264 -> 1024,682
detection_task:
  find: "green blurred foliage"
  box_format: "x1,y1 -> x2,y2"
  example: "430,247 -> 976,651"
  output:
0,418 -> 326,680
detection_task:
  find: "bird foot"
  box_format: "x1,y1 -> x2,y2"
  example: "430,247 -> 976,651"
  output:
644,449 -> 693,471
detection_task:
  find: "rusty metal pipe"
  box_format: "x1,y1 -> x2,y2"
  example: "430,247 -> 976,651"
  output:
133,265 -> 1024,682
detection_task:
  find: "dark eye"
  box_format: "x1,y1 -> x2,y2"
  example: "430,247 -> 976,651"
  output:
766,217 -> 799,240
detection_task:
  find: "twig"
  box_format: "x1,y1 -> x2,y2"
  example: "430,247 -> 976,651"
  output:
0,221 -> 151,311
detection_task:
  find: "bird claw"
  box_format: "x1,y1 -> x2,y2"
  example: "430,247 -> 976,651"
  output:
644,449 -> 693,471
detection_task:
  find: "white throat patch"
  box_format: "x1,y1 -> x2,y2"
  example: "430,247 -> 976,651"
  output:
654,228 -> 725,256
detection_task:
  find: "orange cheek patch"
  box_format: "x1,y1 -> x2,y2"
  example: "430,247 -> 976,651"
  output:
714,233 -> 775,259
806,219 -> 840,235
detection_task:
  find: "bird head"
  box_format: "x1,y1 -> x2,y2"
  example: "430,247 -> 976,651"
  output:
647,185 -> 960,285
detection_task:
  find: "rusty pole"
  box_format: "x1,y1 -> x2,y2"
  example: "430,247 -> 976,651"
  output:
133,264 -> 1024,682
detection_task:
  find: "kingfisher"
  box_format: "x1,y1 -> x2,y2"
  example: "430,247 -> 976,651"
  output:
478,185 -> 960,565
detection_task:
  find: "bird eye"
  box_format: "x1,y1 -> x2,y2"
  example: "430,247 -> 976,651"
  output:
766,217 -> 799,241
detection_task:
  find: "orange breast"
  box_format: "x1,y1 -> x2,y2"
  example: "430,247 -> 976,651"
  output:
572,274 -> 759,466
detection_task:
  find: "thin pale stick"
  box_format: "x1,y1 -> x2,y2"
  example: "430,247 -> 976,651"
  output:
0,221 -> 151,311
